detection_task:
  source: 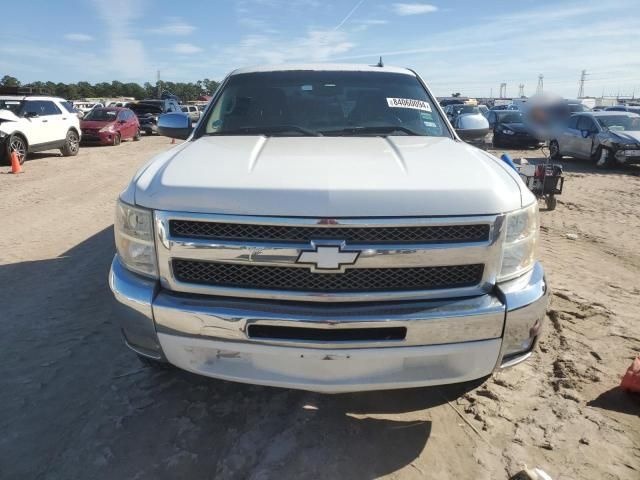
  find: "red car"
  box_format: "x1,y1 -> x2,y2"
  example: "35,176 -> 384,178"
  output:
80,107 -> 141,145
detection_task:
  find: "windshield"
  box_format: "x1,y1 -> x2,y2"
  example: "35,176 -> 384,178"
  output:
203,71 -> 448,137
0,99 -> 24,115
596,115 -> 640,131
498,112 -> 524,123
84,108 -> 118,121
130,102 -> 162,113
452,105 -> 479,116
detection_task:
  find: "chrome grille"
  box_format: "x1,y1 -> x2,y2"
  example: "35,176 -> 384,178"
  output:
172,260 -> 484,293
169,220 -> 490,244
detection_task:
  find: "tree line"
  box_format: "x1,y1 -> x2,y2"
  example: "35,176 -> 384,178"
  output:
0,75 -> 219,102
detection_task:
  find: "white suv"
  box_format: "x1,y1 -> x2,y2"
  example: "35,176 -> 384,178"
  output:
0,95 -> 81,164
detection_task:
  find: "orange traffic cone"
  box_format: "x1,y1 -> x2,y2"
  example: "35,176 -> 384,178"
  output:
10,151 -> 22,174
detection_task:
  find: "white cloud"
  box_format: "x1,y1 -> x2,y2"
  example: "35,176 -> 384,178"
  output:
171,43 -> 203,54
93,0 -> 147,79
64,33 -> 94,42
219,29 -> 355,65
393,3 -> 438,16
147,18 -> 196,35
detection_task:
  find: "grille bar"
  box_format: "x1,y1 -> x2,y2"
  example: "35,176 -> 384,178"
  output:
172,260 -> 484,293
170,220 -> 490,244
248,325 -> 407,342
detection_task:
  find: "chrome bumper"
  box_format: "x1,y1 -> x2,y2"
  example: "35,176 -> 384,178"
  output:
109,257 -> 548,392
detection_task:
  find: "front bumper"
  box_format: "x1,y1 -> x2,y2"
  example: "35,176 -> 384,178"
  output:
109,257 -> 548,393
81,131 -> 116,145
139,122 -> 157,133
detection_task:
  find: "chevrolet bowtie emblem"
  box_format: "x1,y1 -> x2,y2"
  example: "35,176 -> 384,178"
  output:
297,241 -> 359,272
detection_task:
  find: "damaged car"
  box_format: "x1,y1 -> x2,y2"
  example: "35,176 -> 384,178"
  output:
549,112 -> 640,168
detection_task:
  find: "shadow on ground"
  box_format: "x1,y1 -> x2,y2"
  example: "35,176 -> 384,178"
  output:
0,226 -> 485,480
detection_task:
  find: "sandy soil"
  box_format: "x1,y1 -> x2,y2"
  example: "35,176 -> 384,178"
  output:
0,136 -> 638,480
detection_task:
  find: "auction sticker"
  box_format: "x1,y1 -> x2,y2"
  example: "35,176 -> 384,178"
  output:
387,97 -> 431,112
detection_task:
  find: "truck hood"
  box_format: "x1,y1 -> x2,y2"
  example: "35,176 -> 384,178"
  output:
134,136 -> 524,216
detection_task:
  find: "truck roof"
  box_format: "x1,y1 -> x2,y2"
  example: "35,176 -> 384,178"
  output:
230,63 -> 416,76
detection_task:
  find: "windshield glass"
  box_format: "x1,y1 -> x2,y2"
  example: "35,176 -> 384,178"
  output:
203,71 -> 448,137
0,99 -> 24,115
596,115 -> 640,131
130,102 -> 162,113
84,108 -> 118,121
451,105 -> 479,116
498,112 -> 524,123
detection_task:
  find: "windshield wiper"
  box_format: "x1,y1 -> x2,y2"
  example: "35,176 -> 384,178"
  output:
320,125 -> 423,136
208,125 -> 322,137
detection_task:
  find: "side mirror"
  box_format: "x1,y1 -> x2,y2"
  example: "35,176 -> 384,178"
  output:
157,112 -> 193,140
455,114 -> 490,141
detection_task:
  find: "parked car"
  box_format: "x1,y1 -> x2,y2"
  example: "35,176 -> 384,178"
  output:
181,105 -> 201,122
478,104 -> 489,116
80,107 -> 140,145
490,104 -> 512,111
107,101 -> 132,108
605,105 -> 640,115
549,112 -> 640,168
73,101 -> 104,115
0,94 -> 80,164
109,64 -> 548,393
487,110 -> 541,148
129,99 -> 181,134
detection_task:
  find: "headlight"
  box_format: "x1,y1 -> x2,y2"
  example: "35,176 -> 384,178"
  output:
500,127 -> 515,135
498,202 -> 539,282
100,124 -> 115,133
115,200 -> 158,277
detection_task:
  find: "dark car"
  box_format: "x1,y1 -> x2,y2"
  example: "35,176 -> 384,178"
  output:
80,107 -> 140,145
549,112 -> 640,168
487,110 -> 540,148
130,99 -> 181,134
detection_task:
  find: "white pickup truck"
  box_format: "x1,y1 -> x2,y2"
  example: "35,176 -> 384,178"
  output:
109,64 -> 548,393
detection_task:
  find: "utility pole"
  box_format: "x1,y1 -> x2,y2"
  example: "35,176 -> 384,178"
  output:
518,84 -> 525,97
499,83 -> 507,98
536,74 -> 544,96
490,87 -> 493,99
157,70 -> 161,99
578,69 -> 588,98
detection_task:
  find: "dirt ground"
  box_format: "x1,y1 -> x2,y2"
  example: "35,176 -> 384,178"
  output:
1,136 -> 638,480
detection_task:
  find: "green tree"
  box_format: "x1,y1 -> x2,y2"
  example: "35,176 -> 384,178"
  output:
0,75 -> 20,87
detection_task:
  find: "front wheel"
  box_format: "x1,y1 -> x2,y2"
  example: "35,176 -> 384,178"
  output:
549,140 -> 562,161
133,129 -> 141,141
594,147 -> 614,169
60,130 -> 80,156
112,133 -> 121,146
6,134 -> 28,165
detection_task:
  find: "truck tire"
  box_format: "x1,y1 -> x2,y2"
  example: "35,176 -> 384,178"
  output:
60,129 -> 80,156
549,140 -> 562,161
6,134 -> 28,165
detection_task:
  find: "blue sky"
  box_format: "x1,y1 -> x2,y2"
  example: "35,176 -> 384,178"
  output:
1,0 -> 638,98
